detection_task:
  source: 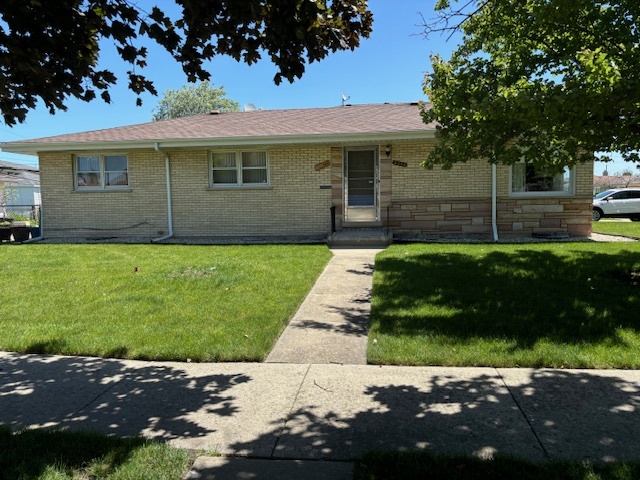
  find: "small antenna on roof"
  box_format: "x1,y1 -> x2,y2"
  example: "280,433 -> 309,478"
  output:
341,92 -> 350,106
244,103 -> 257,112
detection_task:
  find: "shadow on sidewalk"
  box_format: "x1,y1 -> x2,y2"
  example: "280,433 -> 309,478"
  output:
231,368 -> 640,462
0,353 -> 249,442
2,354 -> 639,463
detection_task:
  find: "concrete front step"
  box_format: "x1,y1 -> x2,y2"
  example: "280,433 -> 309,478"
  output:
327,229 -> 392,247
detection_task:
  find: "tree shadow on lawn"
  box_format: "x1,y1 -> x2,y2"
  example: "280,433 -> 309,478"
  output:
371,248 -> 640,349
0,426 -> 175,480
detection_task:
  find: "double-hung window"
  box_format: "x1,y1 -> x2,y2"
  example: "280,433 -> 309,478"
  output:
210,150 -> 269,187
511,161 -> 574,195
76,154 -> 129,190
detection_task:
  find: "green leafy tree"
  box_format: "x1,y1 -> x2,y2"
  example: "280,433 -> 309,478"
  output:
0,0 -> 372,126
421,0 -> 640,172
152,82 -> 239,121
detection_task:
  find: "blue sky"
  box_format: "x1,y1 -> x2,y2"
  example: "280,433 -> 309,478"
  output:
0,0 -> 629,174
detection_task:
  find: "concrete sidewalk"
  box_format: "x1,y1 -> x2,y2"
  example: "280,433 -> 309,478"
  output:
2,351 -> 640,476
266,248 -> 382,365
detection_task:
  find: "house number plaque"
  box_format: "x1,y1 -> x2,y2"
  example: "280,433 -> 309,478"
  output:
392,160 -> 408,167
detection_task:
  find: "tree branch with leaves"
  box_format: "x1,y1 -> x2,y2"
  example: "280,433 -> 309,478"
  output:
421,0 -> 640,172
0,0 -> 372,126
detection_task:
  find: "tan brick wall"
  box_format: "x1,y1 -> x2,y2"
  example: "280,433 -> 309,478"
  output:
38,142 -> 594,240
39,150 -> 168,237
169,145 -> 332,237
391,141 -> 493,200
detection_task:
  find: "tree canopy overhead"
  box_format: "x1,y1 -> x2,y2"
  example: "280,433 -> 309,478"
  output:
421,0 -> 640,171
0,0 -> 372,126
152,81 -> 239,121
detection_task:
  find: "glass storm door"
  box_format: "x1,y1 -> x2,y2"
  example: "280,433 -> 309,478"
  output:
344,147 -> 379,222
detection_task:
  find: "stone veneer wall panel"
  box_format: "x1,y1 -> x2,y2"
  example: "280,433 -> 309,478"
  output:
494,161 -> 593,237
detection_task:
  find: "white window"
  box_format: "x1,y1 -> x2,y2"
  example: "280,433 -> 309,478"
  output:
511,162 -> 574,195
210,151 -> 269,187
76,154 -> 129,190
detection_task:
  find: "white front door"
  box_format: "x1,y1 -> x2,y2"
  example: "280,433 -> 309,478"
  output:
344,147 -> 379,222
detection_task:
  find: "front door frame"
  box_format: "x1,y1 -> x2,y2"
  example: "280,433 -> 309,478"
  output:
343,146 -> 380,223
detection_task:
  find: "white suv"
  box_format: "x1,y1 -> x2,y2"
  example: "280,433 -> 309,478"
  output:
592,188 -> 640,221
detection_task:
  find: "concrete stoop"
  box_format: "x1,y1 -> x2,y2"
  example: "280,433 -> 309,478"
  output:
327,229 -> 392,247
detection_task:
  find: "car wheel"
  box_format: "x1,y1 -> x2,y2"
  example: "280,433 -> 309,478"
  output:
631,216 -> 640,222
592,209 -> 602,221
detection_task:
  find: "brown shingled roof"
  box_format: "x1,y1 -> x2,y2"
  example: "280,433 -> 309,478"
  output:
1,103 -> 435,154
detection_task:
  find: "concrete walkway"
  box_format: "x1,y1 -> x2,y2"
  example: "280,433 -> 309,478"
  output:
266,248 -> 382,365
2,352 -> 640,478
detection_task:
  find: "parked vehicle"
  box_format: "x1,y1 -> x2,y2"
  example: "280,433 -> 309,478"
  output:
592,188 -> 640,221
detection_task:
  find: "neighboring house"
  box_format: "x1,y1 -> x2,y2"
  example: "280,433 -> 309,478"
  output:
0,159 -> 39,186
0,103 -> 593,241
594,174 -> 640,194
0,160 -> 41,207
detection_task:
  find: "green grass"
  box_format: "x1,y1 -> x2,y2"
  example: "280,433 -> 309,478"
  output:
0,426 -> 194,480
356,451 -> 640,480
592,219 -> 640,238
369,242 -> 640,368
6,428 -> 639,480
0,244 -> 331,362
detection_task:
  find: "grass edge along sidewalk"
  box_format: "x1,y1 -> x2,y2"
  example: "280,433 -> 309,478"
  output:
592,219 -> 640,239
2,427 -> 640,480
369,242 -> 640,369
0,243 -> 332,362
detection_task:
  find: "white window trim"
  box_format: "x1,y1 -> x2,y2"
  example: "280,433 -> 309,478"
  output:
209,150 -> 270,188
74,153 -> 129,191
509,162 -> 576,197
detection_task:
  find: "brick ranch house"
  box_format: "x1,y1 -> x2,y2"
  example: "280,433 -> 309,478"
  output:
1,103 -> 593,242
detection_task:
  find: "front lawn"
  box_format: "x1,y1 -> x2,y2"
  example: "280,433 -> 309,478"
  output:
0,244 -> 331,362
0,427 -> 194,480
369,243 -> 640,368
592,219 -> 640,238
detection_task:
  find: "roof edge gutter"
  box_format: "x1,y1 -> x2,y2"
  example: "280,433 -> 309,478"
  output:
152,142 -> 173,242
1,130 -> 436,155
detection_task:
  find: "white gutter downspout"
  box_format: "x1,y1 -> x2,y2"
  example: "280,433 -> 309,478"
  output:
152,143 -> 174,242
492,163 -> 499,242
